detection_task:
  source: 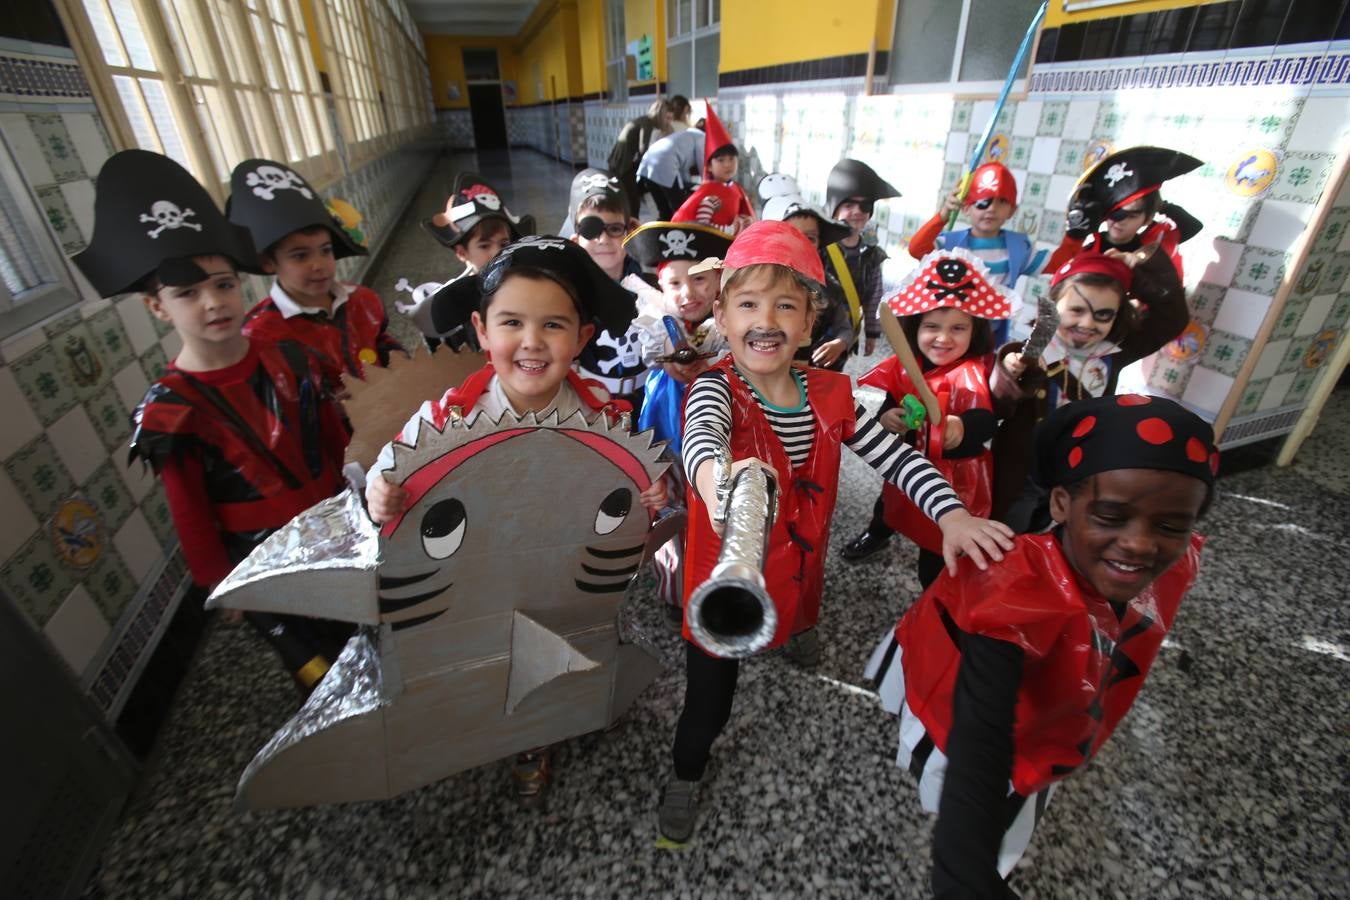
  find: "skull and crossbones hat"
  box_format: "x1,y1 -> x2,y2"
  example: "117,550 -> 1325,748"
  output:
73,149 -> 261,297
622,220 -> 732,268
421,172 -> 534,249
1077,146 -> 1202,213
421,236 -> 638,339
226,158 -> 366,260
885,248 -> 1015,321
560,168 -> 629,239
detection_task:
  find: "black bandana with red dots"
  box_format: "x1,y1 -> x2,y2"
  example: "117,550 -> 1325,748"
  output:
1033,394 -> 1218,490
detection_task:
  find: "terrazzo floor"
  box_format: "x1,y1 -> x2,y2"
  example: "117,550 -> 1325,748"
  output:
85,151 -> 1349,899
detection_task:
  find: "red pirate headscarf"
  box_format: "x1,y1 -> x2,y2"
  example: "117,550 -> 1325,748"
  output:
965,162 -> 1018,207
722,219 -> 825,284
1050,249 -> 1134,293
885,248 -> 1014,320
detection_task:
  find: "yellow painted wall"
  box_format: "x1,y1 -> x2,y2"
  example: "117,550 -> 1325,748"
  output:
423,34 -> 519,109
623,0 -> 664,87
515,0 -> 583,102
1045,0 -> 1227,27
577,0 -> 608,96
720,0 -> 892,72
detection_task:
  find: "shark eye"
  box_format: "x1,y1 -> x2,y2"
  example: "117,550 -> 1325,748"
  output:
594,488 -> 632,535
421,498 -> 466,559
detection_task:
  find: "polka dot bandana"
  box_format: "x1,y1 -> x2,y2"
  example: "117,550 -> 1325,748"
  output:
883,247 -> 1015,321
1033,393 -> 1219,490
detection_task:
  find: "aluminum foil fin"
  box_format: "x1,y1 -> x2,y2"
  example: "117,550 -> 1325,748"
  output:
207,489 -> 381,624
505,610 -> 599,715
235,629 -> 390,809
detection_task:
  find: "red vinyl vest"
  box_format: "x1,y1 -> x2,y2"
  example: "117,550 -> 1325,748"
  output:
243,285 -> 392,378
423,365 -> 632,431
682,361 -> 856,650
674,181 -> 755,231
859,354 -> 995,554
897,531 -> 1203,796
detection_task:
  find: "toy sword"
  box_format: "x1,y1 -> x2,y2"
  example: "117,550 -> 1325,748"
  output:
655,315 -> 716,365
880,303 -> 941,424
1019,294 -> 1060,365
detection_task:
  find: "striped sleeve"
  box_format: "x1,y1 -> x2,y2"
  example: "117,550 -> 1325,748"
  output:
845,403 -> 965,523
682,371 -> 734,484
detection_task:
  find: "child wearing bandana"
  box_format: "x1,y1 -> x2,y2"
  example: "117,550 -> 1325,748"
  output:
865,393 -> 1217,896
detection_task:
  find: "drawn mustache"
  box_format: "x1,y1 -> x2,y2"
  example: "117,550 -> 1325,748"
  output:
744,328 -> 787,343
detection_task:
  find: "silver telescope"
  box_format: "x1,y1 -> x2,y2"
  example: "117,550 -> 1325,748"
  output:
687,456 -> 778,659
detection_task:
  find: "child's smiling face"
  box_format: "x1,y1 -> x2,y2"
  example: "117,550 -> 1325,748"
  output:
658,259 -> 719,322
714,266 -> 814,381
472,274 -> 594,415
1050,468 -> 1207,602
917,307 -> 974,367
1055,278 -> 1123,350
967,197 -> 1016,237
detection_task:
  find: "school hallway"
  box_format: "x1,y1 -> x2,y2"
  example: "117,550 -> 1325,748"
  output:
76,149 -> 1348,899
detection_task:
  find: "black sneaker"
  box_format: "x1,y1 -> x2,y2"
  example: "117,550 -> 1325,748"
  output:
658,777 -> 699,843
664,602 -> 684,632
784,628 -> 822,668
840,528 -> 892,562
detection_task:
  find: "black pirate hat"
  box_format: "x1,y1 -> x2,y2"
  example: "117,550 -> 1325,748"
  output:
226,158 -> 365,259
561,168 -> 630,239
421,172 -> 533,249
622,221 -> 733,268
72,150 -> 260,297
1078,146 -> 1202,213
825,158 -> 900,219
425,235 -> 637,339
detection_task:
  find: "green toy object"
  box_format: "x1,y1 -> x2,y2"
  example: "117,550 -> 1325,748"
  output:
900,394 -> 927,431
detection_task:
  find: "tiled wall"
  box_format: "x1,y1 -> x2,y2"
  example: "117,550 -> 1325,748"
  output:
507,100 -> 586,163
585,45 -> 1350,444
0,39 -> 437,717
437,108 -> 475,149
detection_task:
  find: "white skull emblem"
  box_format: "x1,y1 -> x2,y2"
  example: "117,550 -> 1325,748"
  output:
246,165 -> 314,201
660,230 -> 696,258
139,200 -> 202,239
594,324 -> 643,374
1103,163 -> 1134,188
580,173 -> 616,193
393,276 -> 447,314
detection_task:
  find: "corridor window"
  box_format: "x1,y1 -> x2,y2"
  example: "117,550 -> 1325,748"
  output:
667,0 -> 720,98
0,144 -> 80,339
888,0 -> 1042,88
604,0 -> 627,102
314,0 -> 386,159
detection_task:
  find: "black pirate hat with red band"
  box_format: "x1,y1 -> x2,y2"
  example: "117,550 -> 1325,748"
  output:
623,220 -> 733,268
422,235 -> 637,339
227,158 -> 366,259
1033,393 -> 1219,491
1077,146 -> 1202,214
886,248 -> 1015,321
73,149 -> 261,297
422,172 -> 534,249
825,158 -> 900,219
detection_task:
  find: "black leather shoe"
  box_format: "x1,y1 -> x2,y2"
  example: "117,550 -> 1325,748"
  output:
841,528 -> 892,562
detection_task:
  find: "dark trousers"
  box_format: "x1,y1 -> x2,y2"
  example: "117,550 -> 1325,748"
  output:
865,493 -> 946,590
640,178 -> 690,220
672,640 -> 739,781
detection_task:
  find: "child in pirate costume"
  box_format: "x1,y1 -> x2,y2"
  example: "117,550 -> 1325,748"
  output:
842,250 -> 1011,585
623,218 -> 734,623
1047,146 -> 1203,281
991,249 -> 1190,528
228,159 -> 401,378
74,150 -> 352,696
364,237 -> 667,806
864,393 -> 1216,896
658,221 -> 1014,844
671,101 -> 755,236
906,162 -> 1050,346
401,173 -> 533,350
758,173 -> 855,370
820,158 -> 900,356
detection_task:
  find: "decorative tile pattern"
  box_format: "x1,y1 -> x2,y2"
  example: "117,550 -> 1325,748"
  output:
83,545 -> 136,625
35,183 -> 84,253
28,113 -> 86,183
0,53 -> 91,98
1028,51 -> 1350,94
0,529 -> 77,625
1199,329 -> 1253,377
1037,101 -> 1069,137
84,381 -> 132,452
1054,140 -> 1088,176
139,344 -> 168,382
1231,246 -> 1290,296
52,324 -> 108,402
85,306 -> 136,372
1236,378 -> 1267,416
1270,297 -> 1310,340
1187,282 -> 1225,326
1269,151 -> 1335,204
1006,135 -> 1033,169
83,460 -> 135,531
4,433 -> 75,521
10,343 -> 80,426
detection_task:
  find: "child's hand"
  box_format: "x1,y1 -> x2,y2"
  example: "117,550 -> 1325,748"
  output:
664,358 -> 709,384
639,479 -> 667,513
810,338 -> 846,368
942,415 -> 964,450
365,473 -> 410,524
694,456 -> 778,536
1002,352 -> 1028,379
938,509 -> 1015,575
864,337 -> 877,356
878,407 -> 909,434
732,214 -> 755,235
939,187 -> 964,218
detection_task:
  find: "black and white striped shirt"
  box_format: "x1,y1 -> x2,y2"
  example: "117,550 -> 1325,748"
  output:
683,368 -> 964,524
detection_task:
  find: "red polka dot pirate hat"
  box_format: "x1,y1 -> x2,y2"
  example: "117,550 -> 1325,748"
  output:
885,247 -> 1016,321
1033,393 -> 1219,492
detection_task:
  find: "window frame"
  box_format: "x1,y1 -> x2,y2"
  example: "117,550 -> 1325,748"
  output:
666,0 -> 720,99
885,0 -> 1041,94
603,0 -> 628,103
0,141 -> 83,340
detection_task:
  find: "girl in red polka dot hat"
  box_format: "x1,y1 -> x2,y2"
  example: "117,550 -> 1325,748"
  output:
842,248 -> 1014,589
991,247 -> 1190,526
864,392 -> 1217,896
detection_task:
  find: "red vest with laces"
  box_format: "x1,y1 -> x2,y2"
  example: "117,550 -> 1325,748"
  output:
897,531 -> 1203,796
130,340 -> 345,542
859,353 -> 995,554
682,360 -> 856,651
421,364 -> 632,432
243,285 -> 390,377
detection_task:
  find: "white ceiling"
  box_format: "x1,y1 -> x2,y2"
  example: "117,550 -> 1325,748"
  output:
407,1 -> 543,37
